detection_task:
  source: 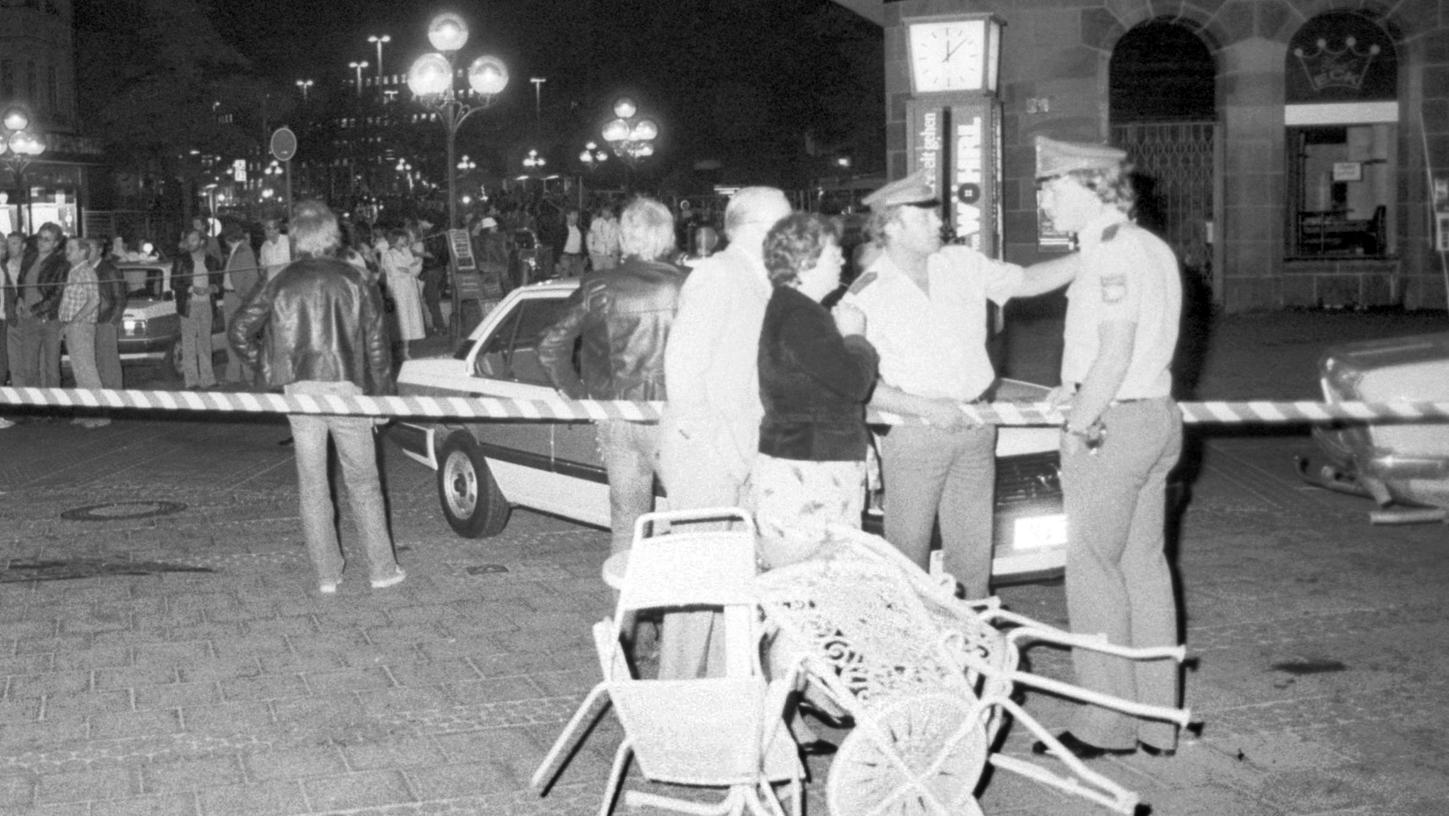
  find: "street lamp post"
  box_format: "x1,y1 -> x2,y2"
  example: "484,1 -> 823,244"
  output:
408,12 -> 508,231
348,60 -> 369,96
295,78 -> 314,101
407,11 -> 509,337
367,34 -> 391,79
522,149 -> 546,173
529,76 -> 546,126
577,141 -> 609,210
0,105 -> 46,234
395,159 -> 415,195
601,96 -> 657,190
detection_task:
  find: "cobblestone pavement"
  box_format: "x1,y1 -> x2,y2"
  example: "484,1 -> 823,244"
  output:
2,311 -> 1446,815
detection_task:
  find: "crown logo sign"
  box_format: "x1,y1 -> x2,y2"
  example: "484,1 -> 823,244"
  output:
1294,36 -> 1380,92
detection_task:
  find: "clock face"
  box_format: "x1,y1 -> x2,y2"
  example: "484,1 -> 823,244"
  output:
908,19 -> 988,93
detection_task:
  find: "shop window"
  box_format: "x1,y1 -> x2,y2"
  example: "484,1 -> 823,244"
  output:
1288,125 -> 1394,257
1284,12 -> 1397,259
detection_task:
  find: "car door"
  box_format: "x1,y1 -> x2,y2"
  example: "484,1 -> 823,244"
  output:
461,290 -> 611,526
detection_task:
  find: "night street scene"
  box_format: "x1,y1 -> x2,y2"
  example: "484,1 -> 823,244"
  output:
2,0 -> 1448,814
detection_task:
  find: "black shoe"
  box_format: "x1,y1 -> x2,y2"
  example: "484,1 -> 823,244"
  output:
798,739 -> 837,757
1138,741 -> 1176,758
1031,731 -> 1135,760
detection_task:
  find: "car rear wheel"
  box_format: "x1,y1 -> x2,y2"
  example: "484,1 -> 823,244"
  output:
437,432 -> 510,538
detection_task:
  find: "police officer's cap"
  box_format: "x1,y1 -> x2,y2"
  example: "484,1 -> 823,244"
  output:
862,168 -> 939,210
1035,135 -> 1127,180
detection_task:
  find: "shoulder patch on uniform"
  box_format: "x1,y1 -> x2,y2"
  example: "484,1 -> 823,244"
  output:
846,271 -> 878,296
1101,223 -> 1122,242
1100,274 -> 1128,303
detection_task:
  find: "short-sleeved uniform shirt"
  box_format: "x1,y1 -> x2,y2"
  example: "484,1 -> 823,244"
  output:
1060,211 -> 1181,399
841,246 -> 1023,402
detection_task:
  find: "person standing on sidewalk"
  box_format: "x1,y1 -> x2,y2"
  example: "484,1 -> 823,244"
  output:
259,218 -> 291,283
93,237 -> 128,393
557,207 -> 585,278
58,237 -> 108,428
171,229 -> 222,390
12,224 -> 70,390
537,196 -> 687,558
1028,135 -> 1184,761
229,199 -> 405,595
220,222 -> 260,386
841,170 -> 1079,600
656,186 -> 793,679
0,232 -> 19,428
587,204 -> 620,272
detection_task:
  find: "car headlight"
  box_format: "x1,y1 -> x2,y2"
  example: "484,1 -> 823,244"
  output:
123,318 -> 140,333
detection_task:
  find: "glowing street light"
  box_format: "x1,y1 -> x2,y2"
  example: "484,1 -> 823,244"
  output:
579,141 -> 608,170
602,96 -> 658,165
367,34 -> 391,79
522,149 -> 546,172
348,60 -> 369,96
529,76 -> 546,125
0,105 -> 46,233
295,78 -> 314,101
407,11 -> 509,337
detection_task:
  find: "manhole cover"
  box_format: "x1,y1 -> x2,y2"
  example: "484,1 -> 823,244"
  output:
466,564 -> 510,575
61,501 -> 188,521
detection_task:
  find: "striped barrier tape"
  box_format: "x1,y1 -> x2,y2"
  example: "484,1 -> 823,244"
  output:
3,387 -> 1448,426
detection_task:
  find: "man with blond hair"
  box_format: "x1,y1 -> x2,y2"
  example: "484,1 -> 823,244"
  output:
230,200 -> 404,595
538,196 -> 687,559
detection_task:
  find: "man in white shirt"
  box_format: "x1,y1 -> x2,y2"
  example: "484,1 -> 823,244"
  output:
587,205 -> 620,272
259,218 -> 292,283
841,169 -> 1078,599
558,208 -> 585,277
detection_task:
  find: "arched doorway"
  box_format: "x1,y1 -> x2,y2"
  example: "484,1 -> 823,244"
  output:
1109,20 -> 1217,288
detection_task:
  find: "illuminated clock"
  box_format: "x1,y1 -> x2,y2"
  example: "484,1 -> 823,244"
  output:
906,15 -> 1003,95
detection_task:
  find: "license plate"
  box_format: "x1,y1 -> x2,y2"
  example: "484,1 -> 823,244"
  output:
1014,514 -> 1068,551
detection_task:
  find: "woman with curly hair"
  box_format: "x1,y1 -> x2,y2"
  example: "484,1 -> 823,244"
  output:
752,212 -> 878,569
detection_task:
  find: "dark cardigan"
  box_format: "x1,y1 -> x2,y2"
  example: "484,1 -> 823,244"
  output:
757,285 -> 878,462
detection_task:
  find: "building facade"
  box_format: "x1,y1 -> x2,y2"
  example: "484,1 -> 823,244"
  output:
840,0 -> 1449,312
0,0 -> 100,236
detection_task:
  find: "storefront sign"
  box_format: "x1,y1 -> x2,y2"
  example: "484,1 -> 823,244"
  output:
1287,12 -> 1396,103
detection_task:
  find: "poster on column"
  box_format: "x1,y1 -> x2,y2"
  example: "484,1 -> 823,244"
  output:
906,99 -> 944,201
947,99 -> 997,256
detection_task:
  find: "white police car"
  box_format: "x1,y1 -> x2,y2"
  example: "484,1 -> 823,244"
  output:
392,280 -> 1067,584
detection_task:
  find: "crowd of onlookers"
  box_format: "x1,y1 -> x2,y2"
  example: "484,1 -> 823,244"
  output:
1,222 -> 129,428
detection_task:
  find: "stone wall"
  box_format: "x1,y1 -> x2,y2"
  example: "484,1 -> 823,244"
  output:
878,0 -> 1449,312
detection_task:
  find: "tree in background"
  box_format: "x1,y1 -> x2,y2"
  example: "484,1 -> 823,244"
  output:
75,0 -> 256,225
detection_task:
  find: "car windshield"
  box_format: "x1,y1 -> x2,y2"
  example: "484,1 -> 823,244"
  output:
471,296 -> 572,385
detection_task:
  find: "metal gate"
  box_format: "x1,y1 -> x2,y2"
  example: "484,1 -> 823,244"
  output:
1109,121 -> 1215,281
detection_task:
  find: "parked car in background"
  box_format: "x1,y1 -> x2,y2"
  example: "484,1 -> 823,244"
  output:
1297,331 -> 1449,524
391,279 -> 1069,585
114,255 -> 228,377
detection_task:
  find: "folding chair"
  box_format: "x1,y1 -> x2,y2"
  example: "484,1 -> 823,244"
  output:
532,508 -> 804,816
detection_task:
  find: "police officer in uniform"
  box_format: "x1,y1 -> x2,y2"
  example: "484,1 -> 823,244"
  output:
840,169 -> 1079,599
1028,135 -> 1184,760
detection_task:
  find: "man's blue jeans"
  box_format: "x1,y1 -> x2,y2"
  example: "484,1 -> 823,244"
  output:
285,381 -> 399,585
596,419 -> 662,556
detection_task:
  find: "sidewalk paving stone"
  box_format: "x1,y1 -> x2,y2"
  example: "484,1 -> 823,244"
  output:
2,310 -> 1446,814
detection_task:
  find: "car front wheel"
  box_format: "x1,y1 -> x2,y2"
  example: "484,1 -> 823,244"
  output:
437,433 -> 510,538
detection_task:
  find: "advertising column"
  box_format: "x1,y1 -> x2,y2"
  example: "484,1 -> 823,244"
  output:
902,14 -> 1003,256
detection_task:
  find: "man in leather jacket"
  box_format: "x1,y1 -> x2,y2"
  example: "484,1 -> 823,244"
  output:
171,229 -> 223,389
538,196 -> 687,558
228,199 -> 404,595
11,223 -> 71,388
